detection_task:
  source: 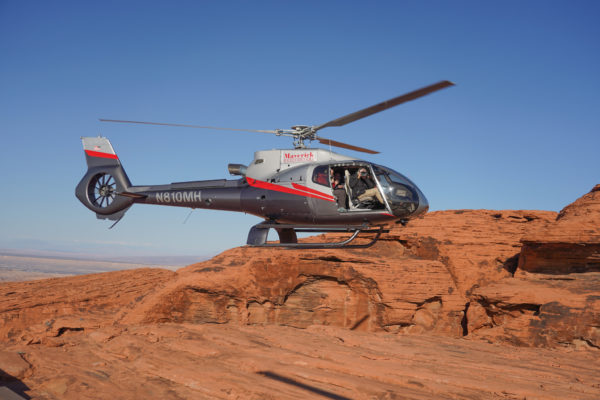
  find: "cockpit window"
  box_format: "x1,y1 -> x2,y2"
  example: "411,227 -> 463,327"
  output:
372,165 -> 390,188
376,165 -> 417,187
372,164 -> 419,216
312,165 -> 330,187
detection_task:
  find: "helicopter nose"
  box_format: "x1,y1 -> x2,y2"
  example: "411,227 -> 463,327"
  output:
413,189 -> 429,217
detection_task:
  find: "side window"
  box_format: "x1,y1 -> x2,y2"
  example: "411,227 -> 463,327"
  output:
312,165 -> 330,187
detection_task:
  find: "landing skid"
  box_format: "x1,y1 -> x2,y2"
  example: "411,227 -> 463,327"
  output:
247,222 -> 388,249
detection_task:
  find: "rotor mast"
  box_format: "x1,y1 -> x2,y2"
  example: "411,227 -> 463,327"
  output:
289,125 -> 314,149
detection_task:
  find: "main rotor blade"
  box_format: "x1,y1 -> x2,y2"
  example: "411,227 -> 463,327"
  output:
317,137 -> 379,154
99,119 -> 280,134
314,80 -> 454,131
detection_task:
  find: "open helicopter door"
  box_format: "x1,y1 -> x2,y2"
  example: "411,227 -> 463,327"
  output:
306,163 -> 391,216
331,163 -> 391,213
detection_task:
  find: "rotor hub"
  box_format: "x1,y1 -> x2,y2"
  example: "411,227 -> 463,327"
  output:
99,186 -> 112,196
289,125 -> 317,149
291,125 -> 309,132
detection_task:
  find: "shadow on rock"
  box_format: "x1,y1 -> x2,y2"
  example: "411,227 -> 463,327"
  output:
257,371 -> 352,400
0,369 -> 31,399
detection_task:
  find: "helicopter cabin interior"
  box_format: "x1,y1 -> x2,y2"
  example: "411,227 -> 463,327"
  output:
311,163 -> 387,212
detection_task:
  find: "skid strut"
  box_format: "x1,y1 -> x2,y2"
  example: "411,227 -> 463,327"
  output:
246,222 -> 388,249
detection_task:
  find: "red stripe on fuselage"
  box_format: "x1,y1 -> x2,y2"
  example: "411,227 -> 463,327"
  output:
291,183 -> 336,200
85,150 -> 119,159
247,177 -> 335,202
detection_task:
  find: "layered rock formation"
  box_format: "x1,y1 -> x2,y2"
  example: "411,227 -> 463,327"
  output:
1,185 -> 599,399
519,184 -> 600,274
464,184 -> 600,348
0,268 -> 175,344
120,242 -> 467,337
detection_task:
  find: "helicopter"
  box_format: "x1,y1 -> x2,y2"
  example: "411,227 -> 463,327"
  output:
76,80 -> 454,248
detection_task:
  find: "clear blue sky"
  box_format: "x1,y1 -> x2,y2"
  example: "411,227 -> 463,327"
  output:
1,1 -> 598,258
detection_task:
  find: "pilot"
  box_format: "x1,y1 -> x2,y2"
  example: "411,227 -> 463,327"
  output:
349,167 -> 384,205
331,170 -> 347,211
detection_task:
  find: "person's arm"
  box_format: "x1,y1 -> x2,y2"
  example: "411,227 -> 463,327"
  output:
349,174 -> 359,188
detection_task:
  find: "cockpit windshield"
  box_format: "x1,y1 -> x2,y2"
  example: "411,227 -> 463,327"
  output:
372,165 -> 419,216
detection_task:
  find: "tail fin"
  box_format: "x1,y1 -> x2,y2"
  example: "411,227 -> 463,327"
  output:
75,137 -> 134,221
82,136 -> 124,169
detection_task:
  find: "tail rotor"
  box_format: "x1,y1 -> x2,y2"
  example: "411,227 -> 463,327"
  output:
88,173 -> 117,208
76,137 -> 134,221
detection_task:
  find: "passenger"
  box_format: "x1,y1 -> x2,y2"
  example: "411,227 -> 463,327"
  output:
331,171 -> 347,211
314,167 -> 329,186
331,171 -> 343,186
349,167 -> 384,205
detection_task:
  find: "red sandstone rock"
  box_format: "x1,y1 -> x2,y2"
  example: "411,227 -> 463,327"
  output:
0,350 -> 30,380
461,185 -> 600,347
2,324 -> 600,399
387,209 -> 557,294
0,268 -> 175,343
519,184 -> 600,274
122,243 -> 466,336
1,186 -> 599,398
469,272 -> 600,347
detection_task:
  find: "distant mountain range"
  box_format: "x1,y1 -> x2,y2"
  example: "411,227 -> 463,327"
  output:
0,249 -> 211,282
0,248 -> 211,266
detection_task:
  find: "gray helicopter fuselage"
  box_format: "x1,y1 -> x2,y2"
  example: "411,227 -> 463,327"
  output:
77,145 -> 428,226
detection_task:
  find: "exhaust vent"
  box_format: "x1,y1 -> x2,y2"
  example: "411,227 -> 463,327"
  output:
228,163 -> 247,176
